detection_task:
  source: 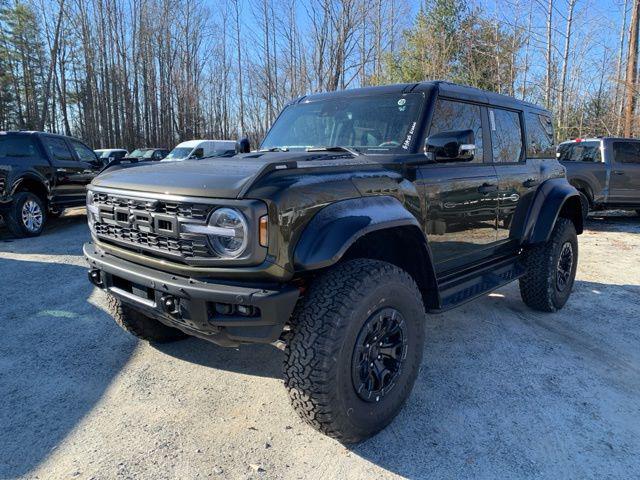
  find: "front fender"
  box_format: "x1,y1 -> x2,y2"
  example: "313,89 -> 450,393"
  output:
522,178 -> 583,245
293,196 -> 423,270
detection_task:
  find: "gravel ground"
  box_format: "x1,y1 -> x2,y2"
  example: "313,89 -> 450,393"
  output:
1,208 -> 639,479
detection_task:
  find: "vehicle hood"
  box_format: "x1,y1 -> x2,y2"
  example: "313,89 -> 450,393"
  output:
91,151 -> 379,199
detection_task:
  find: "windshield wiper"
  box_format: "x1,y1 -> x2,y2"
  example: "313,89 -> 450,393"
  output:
305,146 -> 362,156
258,146 -> 289,152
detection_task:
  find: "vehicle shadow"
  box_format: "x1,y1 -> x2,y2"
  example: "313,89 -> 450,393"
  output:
0,258 -> 137,478
0,207 -> 88,245
585,210 -> 640,233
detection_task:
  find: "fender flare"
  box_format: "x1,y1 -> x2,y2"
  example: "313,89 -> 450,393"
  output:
10,171 -> 51,197
522,178 -> 583,245
293,195 -> 427,271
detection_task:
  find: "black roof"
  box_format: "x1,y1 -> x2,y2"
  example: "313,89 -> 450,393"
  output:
0,130 -> 86,142
296,80 -> 549,115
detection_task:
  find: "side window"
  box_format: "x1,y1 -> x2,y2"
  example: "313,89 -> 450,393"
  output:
70,140 -> 98,163
526,113 -> 554,158
42,137 -> 75,162
192,148 -> 204,158
489,108 -> 524,163
613,141 -> 640,164
429,99 -> 483,163
0,136 -> 43,159
113,151 -> 126,159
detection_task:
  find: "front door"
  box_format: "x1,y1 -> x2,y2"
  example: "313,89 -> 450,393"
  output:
41,136 -> 90,206
418,98 -> 499,274
609,140 -> 640,204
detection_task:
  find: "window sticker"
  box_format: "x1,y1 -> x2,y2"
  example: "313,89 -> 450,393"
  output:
402,121 -> 417,150
489,110 -> 496,131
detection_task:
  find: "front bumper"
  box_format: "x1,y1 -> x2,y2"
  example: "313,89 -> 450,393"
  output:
84,242 -> 300,346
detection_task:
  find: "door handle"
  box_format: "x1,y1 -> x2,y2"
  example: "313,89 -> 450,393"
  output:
56,168 -> 69,173
522,178 -> 540,188
477,183 -> 498,194
613,170 -> 625,175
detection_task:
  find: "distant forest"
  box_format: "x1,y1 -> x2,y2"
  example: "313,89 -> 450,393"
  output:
0,0 -> 637,149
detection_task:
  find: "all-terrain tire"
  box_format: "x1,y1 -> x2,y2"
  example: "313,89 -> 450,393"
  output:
519,218 -> 578,312
5,191 -> 46,238
283,259 -> 426,443
106,294 -> 187,342
578,191 -> 590,221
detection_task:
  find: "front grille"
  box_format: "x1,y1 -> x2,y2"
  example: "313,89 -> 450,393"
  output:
90,190 -> 215,262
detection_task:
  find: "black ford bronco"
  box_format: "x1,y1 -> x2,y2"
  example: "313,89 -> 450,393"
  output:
84,81 -> 583,443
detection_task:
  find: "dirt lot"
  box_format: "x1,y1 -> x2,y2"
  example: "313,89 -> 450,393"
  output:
1,208 -> 639,479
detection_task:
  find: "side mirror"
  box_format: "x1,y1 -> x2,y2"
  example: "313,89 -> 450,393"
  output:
424,129 -> 475,162
236,137 -> 251,154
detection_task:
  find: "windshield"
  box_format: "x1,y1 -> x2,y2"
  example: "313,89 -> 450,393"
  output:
164,147 -> 192,160
129,149 -> 147,158
261,93 -> 423,153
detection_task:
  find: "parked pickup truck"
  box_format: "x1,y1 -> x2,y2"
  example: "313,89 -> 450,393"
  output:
84,81 -> 583,443
0,131 -> 104,237
558,137 -> 640,218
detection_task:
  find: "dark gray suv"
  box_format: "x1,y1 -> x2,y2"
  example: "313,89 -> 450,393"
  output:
558,137 -> 640,218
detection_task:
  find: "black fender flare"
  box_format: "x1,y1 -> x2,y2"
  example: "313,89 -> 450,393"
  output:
293,195 -> 428,271
522,178 -> 583,245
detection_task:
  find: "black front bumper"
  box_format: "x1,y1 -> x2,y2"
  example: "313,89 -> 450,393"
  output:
83,242 -> 300,346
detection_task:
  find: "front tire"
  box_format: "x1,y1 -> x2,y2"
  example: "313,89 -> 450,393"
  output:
283,259 -> 426,443
519,218 -> 578,312
106,294 -> 187,343
6,191 -> 46,238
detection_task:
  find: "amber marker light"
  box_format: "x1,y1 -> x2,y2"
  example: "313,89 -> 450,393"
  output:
259,215 -> 269,247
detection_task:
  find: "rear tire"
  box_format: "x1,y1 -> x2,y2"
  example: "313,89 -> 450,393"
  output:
283,259 -> 426,443
6,191 -> 46,238
106,294 -> 187,343
519,218 -> 578,312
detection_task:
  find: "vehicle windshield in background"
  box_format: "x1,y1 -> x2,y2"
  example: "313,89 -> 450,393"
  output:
260,93 -> 424,154
557,141 -> 602,162
129,149 -> 147,158
164,147 -> 192,160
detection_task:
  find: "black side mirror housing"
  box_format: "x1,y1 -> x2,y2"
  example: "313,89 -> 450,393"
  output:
425,129 -> 476,162
236,137 -> 251,154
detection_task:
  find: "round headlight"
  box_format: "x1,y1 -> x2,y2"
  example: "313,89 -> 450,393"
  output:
208,208 -> 248,258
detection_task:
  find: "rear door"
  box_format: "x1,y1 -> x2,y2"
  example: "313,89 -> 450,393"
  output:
417,97 -> 500,274
491,108 -> 540,249
609,140 -> 640,204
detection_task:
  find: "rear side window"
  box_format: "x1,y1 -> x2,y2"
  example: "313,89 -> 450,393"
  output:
613,141 -> 640,164
429,99 -> 483,163
70,139 -> 98,163
526,113 -> 554,157
557,142 -> 601,162
489,108 -> 524,162
0,136 -> 42,158
42,137 -> 74,161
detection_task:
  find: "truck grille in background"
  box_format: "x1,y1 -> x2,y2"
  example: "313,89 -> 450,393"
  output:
91,191 -> 215,262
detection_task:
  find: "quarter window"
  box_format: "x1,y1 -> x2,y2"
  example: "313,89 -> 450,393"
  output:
42,137 -> 74,161
613,141 -> 640,164
490,108 -> 524,162
526,113 -> 554,158
429,99 -> 483,163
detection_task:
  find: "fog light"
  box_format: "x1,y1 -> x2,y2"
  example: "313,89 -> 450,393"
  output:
160,295 -> 179,315
215,303 -> 234,315
88,269 -> 103,287
237,305 -> 255,316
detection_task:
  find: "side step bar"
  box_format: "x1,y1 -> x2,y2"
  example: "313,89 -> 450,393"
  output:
432,255 -> 525,312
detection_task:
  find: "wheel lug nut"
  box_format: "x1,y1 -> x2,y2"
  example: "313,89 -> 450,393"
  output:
377,355 -> 381,359
370,362 -> 374,367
